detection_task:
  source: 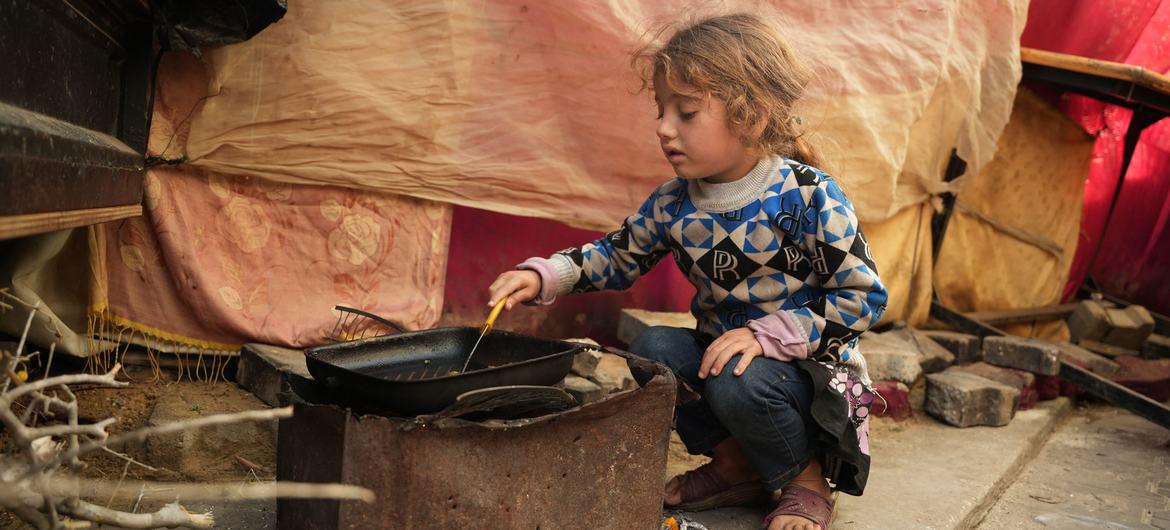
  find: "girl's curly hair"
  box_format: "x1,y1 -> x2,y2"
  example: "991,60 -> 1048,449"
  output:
635,13 -> 821,167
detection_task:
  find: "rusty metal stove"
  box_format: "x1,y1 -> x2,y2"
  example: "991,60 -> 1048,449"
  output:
276,351 -> 676,529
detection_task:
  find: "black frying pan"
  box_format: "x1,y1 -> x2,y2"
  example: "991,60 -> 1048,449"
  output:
305,327 -> 581,416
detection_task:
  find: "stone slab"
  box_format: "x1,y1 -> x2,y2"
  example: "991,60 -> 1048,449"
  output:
949,362 -> 1037,410
570,349 -> 603,378
926,370 -> 1019,427
922,330 -> 981,364
887,327 -> 956,373
236,343 -> 311,407
589,352 -> 637,394
1056,341 -> 1121,376
1102,305 -> 1155,350
982,336 -> 1061,375
617,309 -> 696,345
858,332 -> 923,385
1067,300 -> 1110,344
562,375 -> 604,404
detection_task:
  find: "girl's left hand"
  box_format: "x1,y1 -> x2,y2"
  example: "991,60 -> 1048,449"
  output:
699,328 -> 764,378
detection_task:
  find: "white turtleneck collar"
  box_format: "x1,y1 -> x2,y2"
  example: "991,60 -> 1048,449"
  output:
688,156 -> 783,213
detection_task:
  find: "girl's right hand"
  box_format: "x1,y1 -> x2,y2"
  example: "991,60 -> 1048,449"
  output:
487,270 -> 541,311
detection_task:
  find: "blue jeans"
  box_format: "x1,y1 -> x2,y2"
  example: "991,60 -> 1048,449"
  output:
628,326 -> 816,490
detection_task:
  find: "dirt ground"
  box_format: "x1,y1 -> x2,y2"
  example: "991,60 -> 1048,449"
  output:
0,361 -> 278,529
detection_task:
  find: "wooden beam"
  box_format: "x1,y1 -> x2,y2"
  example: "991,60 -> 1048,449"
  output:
1059,362 -> 1170,429
931,300 -> 1170,430
1022,47 -> 1170,96
0,204 -> 142,240
965,303 -> 1080,326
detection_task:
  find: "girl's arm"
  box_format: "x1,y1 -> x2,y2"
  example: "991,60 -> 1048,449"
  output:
749,164 -> 888,363
514,190 -> 672,305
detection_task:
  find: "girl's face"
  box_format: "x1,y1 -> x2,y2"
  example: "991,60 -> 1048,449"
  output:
653,72 -> 759,183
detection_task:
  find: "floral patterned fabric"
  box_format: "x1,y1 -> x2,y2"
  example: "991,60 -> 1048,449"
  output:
94,165 -> 452,350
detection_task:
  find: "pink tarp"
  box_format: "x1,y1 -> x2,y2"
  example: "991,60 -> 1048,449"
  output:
1023,0 -> 1170,314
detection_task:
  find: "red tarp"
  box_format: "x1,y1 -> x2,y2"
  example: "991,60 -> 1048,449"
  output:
1024,0 -> 1170,314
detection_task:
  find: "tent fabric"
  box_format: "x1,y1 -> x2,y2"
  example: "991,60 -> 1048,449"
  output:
92,166 -> 452,351
935,88 -> 1093,340
1022,0 -> 1170,314
185,0 -> 1029,230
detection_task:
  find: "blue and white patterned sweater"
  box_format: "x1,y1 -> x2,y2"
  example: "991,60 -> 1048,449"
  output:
543,156 -> 888,377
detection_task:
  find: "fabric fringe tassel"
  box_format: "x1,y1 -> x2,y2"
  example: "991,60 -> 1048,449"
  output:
86,309 -> 237,384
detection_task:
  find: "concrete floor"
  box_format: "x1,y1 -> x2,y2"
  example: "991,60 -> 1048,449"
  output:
677,400 -> 1170,530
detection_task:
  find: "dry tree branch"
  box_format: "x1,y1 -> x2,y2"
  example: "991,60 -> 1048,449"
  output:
38,478 -> 375,504
59,499 -> 213,530
0,290 -> 373,529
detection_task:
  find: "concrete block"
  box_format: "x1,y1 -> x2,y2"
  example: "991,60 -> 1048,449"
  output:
1112,355 -> 1170,401
145,387 -> 276,480
617,309 -> 696,345
1102,305 -> 1155,350
570,349 -> 603,378
1068,300 -> 1110,344
887,328 -> 955,373
562,375 -> 604,404
1057,342 -> 1120,376
922,330 -> 982,364
589,353 -> 637,394
1070,301 -> 1155,350
1142,334 -> 1170,359
871,381 -> 912,420
858,333 -> 923,385
236,343 -> 311,407
948,363 -> 1036,411
925,371 -> 1019,428
982,336 -> 1061,375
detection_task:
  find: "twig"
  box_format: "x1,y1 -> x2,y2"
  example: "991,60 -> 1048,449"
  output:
234,455 -> 272,476
32,407 -> 293,479
101,447 -> 161,473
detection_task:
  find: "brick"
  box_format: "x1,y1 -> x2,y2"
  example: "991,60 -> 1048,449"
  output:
871,381 -> 912,420
236,343 -> 312,407
1056,342 -> 1120,376
562,375 -> 604,404
1112,355 -> 1170,401
1102,305 -> 1155,350
859,333 -> 923,385
617,309 -> 696,345
948,363 -> 1036,411
982,336 -> 1061,375
589,353 -> 637,394
1068,300 -> 1110,344
1143,334 -> 1170,359
887,328 -> 955,373
925,371 -> 1019,427
922,330 -> 982,364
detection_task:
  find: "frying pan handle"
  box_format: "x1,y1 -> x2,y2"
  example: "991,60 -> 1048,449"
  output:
333,305 -> 407,334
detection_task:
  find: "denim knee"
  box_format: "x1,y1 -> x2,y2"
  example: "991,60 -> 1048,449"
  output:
703,356 -> 806,424
627,326 -> 702,386
627,326 -> 699,366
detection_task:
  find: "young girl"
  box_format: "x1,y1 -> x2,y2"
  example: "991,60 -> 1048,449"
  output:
487,14 -> 886,530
